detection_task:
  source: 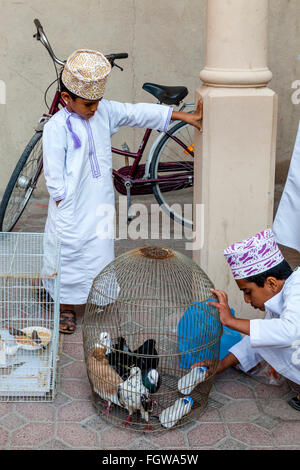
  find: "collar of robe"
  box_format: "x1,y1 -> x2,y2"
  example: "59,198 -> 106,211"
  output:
264,268 -> 297,316
64,108 -> 101,179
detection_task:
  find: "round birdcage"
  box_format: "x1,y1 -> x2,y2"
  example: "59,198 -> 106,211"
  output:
82,246 -> 222,432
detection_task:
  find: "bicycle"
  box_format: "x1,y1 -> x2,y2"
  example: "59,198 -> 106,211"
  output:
0,19 -> 195,233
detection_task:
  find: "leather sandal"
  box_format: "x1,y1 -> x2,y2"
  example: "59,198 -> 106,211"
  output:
59,309 -> 76,334
288,395 -> 300,411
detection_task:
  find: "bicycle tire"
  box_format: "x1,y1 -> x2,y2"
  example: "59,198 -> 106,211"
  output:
0,132 -> 43,232
150,121 -> 194,228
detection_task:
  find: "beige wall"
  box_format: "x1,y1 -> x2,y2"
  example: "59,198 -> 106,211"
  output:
0,0 -> 206,196
0,0 -> 299,195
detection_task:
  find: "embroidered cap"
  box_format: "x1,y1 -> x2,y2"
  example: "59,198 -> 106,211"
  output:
223,229 -> 284,279
62,49 -> 111,100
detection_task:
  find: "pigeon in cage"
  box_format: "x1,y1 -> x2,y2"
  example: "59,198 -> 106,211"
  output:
108,336 -> 159,380
142,368 -> 161,394
87,341 -> 123,415
117,366 -> 154,430
83,246 -> 223,432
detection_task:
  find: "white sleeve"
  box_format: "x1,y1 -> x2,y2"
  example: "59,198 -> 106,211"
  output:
229,335 -> 263,372
107,100 -> 173,135
43,119 -> 67,202
250,274 -> 300,349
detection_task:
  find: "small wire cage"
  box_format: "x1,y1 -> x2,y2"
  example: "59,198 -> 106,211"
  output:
0,232 -> 61,401
83,246 -> 222,432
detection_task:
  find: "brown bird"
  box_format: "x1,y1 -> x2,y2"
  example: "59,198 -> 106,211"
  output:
87,342 -> 123,414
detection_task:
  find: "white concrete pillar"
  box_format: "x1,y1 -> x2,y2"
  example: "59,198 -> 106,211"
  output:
194,0 -> 277,319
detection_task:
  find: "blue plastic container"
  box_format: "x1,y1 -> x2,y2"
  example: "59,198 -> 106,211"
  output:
178,301 -> 242,369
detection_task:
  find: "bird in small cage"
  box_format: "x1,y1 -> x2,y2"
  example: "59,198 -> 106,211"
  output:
87,341 -> 123,415
117,366 -> 154,430
108,337 -> 159,381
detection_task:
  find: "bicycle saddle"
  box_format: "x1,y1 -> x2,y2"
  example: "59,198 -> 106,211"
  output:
142,83 -> 188,106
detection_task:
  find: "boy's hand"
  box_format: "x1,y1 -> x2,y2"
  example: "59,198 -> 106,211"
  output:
189,98 -> 203,132
207,289 -> 235,328
191,359 -> 215,378
171,98 -> 203,131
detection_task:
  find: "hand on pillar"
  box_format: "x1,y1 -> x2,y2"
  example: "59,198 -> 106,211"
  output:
171,98 -> 203,131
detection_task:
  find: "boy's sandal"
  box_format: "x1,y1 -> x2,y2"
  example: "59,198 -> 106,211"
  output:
59,309 -> 76,335
288,395 -> 300,411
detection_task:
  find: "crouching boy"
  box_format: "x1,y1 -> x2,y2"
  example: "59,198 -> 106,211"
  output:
193,229 -> 300,411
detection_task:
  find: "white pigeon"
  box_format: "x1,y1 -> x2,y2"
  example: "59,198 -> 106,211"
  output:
117,366 -> 153,430
96,331 -> 111,354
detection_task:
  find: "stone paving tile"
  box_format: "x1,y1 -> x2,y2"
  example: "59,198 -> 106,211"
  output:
0,412 -> 26,431
57,423 -> 98,448
62,342 -> 85,361
227,423 -> 275,447
214,380 -> 255,399
253,414 -> 280,431
0,426 -> 9,448
273,423 -> 300,446
215,437 -> 248,450
260,399 -> 300,421
57,400 -> 97,422
254,381 -> 291,399
220,400 -> 260,422
0,403 -> 13,417
14,402 -> 56,421
10,423 -> 55,448
100,426 -> 141,449
196,407 -> 222,423
187,423 -> 227,447
51,392 -> 72,408
84,413 -> 111,432
61,361 -> 87,379
148,429 -> 186,448
127,437 -> 160,450
60,380 -> 92,400
57,353 -> 75,368
39,439 -> 72,450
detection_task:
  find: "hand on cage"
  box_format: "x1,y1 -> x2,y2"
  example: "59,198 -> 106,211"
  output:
207,289 -> 235,328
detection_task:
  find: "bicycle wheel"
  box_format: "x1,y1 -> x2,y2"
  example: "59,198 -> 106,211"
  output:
0,132 -> 43,232
150,121 -> 194,228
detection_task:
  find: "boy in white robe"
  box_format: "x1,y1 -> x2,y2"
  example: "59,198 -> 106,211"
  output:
42,49 -> 203,334
192,229 -> 300,411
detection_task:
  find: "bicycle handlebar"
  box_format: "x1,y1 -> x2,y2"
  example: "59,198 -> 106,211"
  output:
33,19 -> 128,70
34,18 -> 43,32
106,53 -> 129,60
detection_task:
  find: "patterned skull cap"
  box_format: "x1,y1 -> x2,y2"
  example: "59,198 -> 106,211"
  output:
223,229 -> 284,279
62,49 -> 111,100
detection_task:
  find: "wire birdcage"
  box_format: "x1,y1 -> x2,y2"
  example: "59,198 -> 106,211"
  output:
0,232 -> 61,401
83,246 -> 222,432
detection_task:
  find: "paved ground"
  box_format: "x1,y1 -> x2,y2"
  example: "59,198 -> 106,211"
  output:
0,192 -> 300,450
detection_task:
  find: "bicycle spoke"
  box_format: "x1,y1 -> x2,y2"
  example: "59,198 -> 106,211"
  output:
150,122 -> 194,228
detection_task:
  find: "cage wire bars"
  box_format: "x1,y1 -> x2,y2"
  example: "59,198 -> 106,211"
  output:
0,232 -> 61,401
83,246 -> 222,432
